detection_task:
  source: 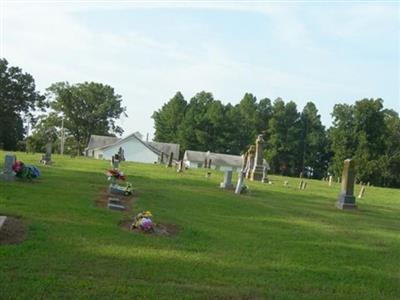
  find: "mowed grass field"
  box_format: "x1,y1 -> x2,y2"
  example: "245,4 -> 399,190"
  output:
0,151 -> 399,300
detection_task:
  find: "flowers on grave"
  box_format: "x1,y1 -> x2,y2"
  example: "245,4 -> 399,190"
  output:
130,211 -> 154,232
106,169 -> 126,181
12,161 -> 41,179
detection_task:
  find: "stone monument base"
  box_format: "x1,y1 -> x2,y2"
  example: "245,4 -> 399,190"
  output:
250,166 -> 263,181
220,182 -> 234,189
336,194 -> 357,210
0,173 -> 15,181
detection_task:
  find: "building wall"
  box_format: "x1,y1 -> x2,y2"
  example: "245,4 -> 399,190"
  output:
102,137 -> 158,163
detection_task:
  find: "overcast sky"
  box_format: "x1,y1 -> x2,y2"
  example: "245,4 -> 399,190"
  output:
2,1 -> 399,140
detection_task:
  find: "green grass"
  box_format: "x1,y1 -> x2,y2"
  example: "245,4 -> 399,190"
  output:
0,151 -> 399,300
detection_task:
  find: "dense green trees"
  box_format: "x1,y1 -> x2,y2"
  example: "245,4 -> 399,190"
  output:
0,59 -> 45,150
1,59 -> 398,187
153,92 -> 399,187
46,82 -> 127,154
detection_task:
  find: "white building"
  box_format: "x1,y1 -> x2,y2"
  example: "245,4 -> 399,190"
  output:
183,150 -> 270,172
183,150 -> 244,172
85,133 -> 180,164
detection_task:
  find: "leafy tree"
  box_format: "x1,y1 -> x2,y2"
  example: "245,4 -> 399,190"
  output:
152,92 -> 187,143
0,58 -> 45,150
46,82 -> 126,155
266,99 -> 301,176
300,102 -> 328,178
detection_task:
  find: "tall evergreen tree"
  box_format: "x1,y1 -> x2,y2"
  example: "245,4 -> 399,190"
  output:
300,102 -> 327,178
152,92 -> 187,143
266,99 -> 301,176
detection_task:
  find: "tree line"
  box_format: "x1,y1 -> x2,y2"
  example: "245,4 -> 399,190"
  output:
2,58 -> 399,188
152,91 -> 400,187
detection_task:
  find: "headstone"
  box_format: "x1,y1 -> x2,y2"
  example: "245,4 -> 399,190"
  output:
159,152 -> 164,164
177,160 -> 184,173
358,186 -> 366,199
367,182 -> 370,187
235,171 -> 246,194
40,142 -> 52,165
299,172 -> 303,178
261,166 -> 269,183
336,159 -> 357,209
250,135 -> 265,181
245,146 -> 255,179
0,154 -> 16,181
337,177 -> 340,183
302,182 -> 307,190
108,197 -> 122,205
118,147 -> 125,161
107,203 -> 125,211
166,152 -> 173,168
298,180 -> 304,190
220,170 -> 234,189
241,152 -> 249,171
111,155 -> 120,170
0,216 -> 7,230
328,175 -> 333,186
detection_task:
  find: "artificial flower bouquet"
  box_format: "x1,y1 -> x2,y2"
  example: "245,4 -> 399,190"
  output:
106,169 -> 126,181
12,161 -> 41,180
130,211 -> 154,232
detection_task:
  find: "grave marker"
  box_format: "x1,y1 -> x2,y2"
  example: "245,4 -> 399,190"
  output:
358,186 -> 366,199
250,135 -> 265,181
336,159 -> 357,209
235,171 -> 246,194
0,154 -> 16,181
220,170 -> 234,189
166,152 -> 173,168
328,175 -> 333,186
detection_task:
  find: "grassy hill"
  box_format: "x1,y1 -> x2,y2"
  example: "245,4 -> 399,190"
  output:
0,152 -> 399,299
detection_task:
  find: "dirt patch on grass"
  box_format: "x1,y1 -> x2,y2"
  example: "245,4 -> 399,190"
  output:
0,216 -> 27,245
95,187 -> 136,211
119,218 -> 180,236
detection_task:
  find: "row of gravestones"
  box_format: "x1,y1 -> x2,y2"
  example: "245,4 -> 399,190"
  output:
219,135 -> 269,195
106,154 -> 133,211
220,157 -> 362,210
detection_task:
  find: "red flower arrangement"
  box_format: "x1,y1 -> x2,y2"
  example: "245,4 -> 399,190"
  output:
106,169 -> 126,181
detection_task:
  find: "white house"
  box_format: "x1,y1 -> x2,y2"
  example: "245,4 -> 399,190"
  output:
85,133 -> 180,164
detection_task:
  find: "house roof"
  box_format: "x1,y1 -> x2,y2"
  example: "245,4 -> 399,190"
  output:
184,150 -> 270,169
86,133 -> 181,161
147,142 -> 180,159
86,135 -> 121,150
184,150 -> 243,167
96,133 -> 158,154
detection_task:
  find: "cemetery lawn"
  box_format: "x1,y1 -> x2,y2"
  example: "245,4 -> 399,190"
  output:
1,152 -> 399,300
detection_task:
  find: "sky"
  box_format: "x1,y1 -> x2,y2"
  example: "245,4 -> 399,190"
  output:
1,0 -> 399,140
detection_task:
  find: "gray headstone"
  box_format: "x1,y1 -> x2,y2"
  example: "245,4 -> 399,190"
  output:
358,186 -> 366,199
0,216 -> 7,230
328,175 -> 333,186
3,154 -> 16,174
336,159 -> 357,209
166,152 -> 173,168
108,197 -> 122,205
235,171 -> 246,194
250,135 -> 265,181
220,170 -> 234,189
107,203 -> 125,211
261,166 -> 269,183
298,180 -> 304,190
